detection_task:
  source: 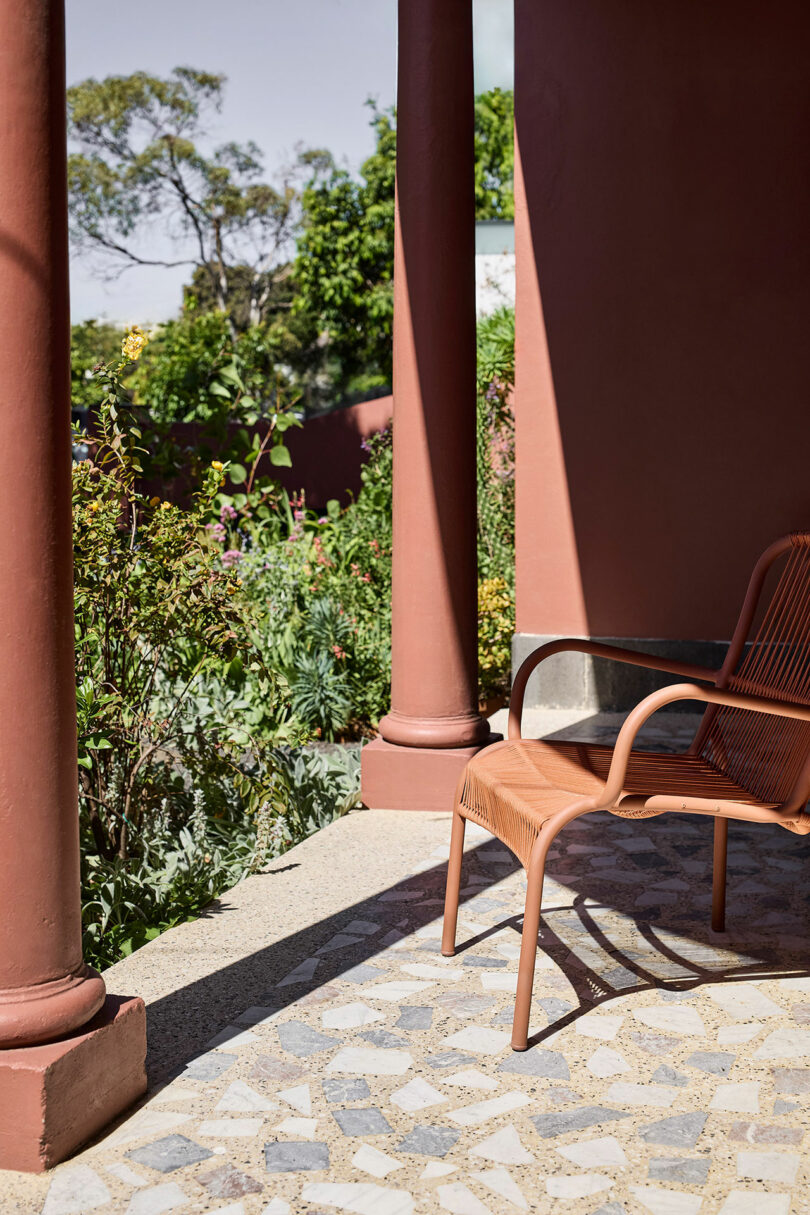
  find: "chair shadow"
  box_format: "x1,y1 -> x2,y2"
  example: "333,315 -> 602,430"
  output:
139,803 -> 810,1086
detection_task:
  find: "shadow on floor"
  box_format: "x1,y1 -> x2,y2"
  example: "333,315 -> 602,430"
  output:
142,807 -> 810,1085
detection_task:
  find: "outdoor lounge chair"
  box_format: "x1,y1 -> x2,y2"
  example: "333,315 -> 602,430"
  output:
442,533 -> 810,1050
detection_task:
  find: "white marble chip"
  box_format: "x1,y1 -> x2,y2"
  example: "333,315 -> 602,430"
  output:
479,973 -> 518,992
401,963 -> 465,982
753,1028 -> 810,1059
352,1144 -> 405,1178
707,983 -> 785,1021
471,1167 -> 528,1211
421,1163 -> 458,1179
718,1194 -> 789,1215
587,1046 -> 631,1077
104,1109 -> 192,1150
709,1082 -> 760,1114
443,1026 -> 511,1055
326,1047 -> 414,1076
574,1014 -> 624,1041
125,1184 -> 188,1215
277,957 -> 319,987
736,1150 -> 800,1183
105,1163 -> 147,1189
197,1118 -> 264,1137
718,1024 -> 762,1046
557,1136 -> 628,1169
633,1006 -> 706,1036
278,1083 -> 311,1115
273,1116 -> 318,1139
468,1124 -> 536,1165
302,1182 -> 416,1215
546,1175 -> 613,1199
437,1182 -> 493,1215
605,1082 -> 679,1108
443,1069 -> 500,1091
216,1081 -> 278,1113
364,980 -> 435,1002
448,1091 -> 531,1127
323,1002 -> 385,1029
43,1166 -> 111,1214
630,1187 -> 703,1215
390,1077 -> 447,1112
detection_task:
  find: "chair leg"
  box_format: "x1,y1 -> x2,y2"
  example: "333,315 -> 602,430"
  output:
511,832 -> 550,1051
712,817 -> 728,933
441,812 -> 466,957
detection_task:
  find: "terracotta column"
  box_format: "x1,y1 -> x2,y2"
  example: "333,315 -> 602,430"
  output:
361,0 -> 490,811
0,0 -> 146,1172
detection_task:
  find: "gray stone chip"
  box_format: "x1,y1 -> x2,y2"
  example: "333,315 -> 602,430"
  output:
126,1134 -> 213,1173
277,1020 -> 340,1057
687,1050 -> 735,1076
322,1077 -> 370,1104
264,1141 -> 330,1173
532,1107 -> 629,1138
397,1125 -> 460,1156
396,1006 -> 433,1030
499,1048 -> 570,1080
180,1052 -> 237,1082
651,1064 -> 688,1087
639,1113 -> 707,1148
426,1051 -> 476,1069
332,1106 -> 392,1136
648,1157 -> 710,1185
341,964 -> 386,984
359,1028 -> 409,1049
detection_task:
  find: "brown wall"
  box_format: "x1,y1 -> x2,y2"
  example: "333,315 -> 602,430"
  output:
146,395 -> 392,510
514,0 -> 810,642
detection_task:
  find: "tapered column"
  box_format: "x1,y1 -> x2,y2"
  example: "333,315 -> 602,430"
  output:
362,0 -> 489,811
0,0 -> 146,1171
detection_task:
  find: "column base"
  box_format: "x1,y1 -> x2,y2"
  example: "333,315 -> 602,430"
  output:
361,735 -> 499,812
0,993 -> 147,1172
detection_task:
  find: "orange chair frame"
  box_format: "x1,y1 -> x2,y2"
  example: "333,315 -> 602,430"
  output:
442,535 -> 810,1050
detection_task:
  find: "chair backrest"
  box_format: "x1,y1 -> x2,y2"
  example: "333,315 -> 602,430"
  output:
698,533 -> 810,806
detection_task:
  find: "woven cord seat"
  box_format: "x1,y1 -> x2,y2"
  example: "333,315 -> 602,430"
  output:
442,533 -> 810,1050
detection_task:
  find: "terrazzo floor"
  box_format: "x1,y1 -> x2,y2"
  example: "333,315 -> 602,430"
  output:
11,712 -> 810,1215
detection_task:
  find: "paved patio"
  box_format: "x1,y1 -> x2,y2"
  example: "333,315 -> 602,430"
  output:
8,712 -> 810,1215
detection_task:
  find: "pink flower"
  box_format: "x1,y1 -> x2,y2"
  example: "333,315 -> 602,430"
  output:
332,645 -> 346,660
221,549 -> 243,567
220,504 -> 237,523
293,509 -> 305,521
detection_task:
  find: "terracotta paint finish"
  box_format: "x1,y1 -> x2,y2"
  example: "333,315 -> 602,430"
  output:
0,0 -> 147,1170
379,0 -> 485,749
0,996 -> 147,1172
363,0 -> 487,807
514,0 -> 810,642
0,0 -> 105,1045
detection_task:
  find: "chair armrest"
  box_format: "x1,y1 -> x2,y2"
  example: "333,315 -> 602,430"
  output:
602,681 -> 810,805
508,640 -> 719,739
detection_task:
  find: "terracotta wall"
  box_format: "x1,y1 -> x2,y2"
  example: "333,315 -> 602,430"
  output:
143,395 -> 392,510
514,0 -> 810,643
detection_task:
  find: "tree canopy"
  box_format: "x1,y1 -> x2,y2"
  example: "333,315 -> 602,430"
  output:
67,68 -> 328,333
293,89 -> 514,393
69,69 -> 514,407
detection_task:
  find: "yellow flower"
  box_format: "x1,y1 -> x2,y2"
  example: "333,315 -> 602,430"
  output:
160,501 -> 172,510
88,500 -> 101,513
211,460 -> 224,472
149,496 -> 161,507
121,325 -> 147,362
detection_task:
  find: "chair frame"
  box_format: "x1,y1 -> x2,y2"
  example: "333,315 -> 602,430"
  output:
442,535 -> 810,1050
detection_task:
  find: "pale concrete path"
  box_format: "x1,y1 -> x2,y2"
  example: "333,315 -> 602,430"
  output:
6,712 -> 810,1215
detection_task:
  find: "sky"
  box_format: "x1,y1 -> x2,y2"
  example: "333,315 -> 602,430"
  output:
66,0 -> 513,324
